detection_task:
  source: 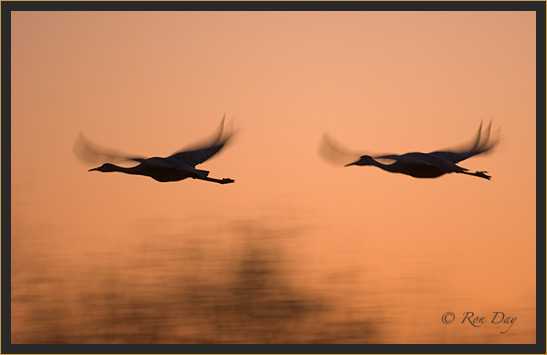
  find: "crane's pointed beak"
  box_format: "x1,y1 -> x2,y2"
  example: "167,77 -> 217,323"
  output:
345,162 -> 357,167
88,167 -> 99,172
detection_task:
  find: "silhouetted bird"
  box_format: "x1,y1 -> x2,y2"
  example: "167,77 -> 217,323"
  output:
76,116 -> 235,184
320,121 -> 498,180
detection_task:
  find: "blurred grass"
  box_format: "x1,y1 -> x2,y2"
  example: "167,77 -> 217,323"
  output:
11,220 -> 381,344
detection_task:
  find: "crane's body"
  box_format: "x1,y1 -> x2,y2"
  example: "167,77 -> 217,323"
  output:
346,152 -> 490,179
89,156 -> 233,184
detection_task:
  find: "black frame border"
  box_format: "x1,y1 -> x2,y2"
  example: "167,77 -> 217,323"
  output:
1,1 -> 545,354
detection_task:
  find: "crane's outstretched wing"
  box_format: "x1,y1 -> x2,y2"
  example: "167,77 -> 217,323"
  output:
430,120 -> 499,164
167,141 -> 230,167
318,134 -> 362,166
167,116 -> 233,167
73,133 -> 146,165
319,133 -> 397,165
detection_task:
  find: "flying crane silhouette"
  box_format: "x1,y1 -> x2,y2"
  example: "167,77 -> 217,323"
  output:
75,116 -> 235,184
319,121 -> 499,180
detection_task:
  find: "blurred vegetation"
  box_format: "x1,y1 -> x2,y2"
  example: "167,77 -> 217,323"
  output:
12,220 -> 381,344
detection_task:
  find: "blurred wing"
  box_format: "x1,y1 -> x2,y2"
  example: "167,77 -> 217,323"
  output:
430,120 -> 499,163
73,133 -> 146,165
318,134 -> 362,166
167,141 -> 230,167
319,134 -> 396,165
210,113 -> 226,145
167,116 -> 233,166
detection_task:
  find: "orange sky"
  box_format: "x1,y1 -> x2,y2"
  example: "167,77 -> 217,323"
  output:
11,11 -> 536,344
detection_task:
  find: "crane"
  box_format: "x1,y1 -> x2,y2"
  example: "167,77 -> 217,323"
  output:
320,121 -> 498,180
75,116 -> 235,184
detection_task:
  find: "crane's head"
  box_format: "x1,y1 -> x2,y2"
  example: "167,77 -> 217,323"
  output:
88,163 -> 116,172
345,155 -> 375,167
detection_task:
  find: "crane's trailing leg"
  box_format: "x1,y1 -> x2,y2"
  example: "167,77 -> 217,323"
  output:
193,176 -> 235,184
458,170 -> 491,180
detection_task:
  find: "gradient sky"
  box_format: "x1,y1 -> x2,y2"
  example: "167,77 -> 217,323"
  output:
11,11 -> 536,343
